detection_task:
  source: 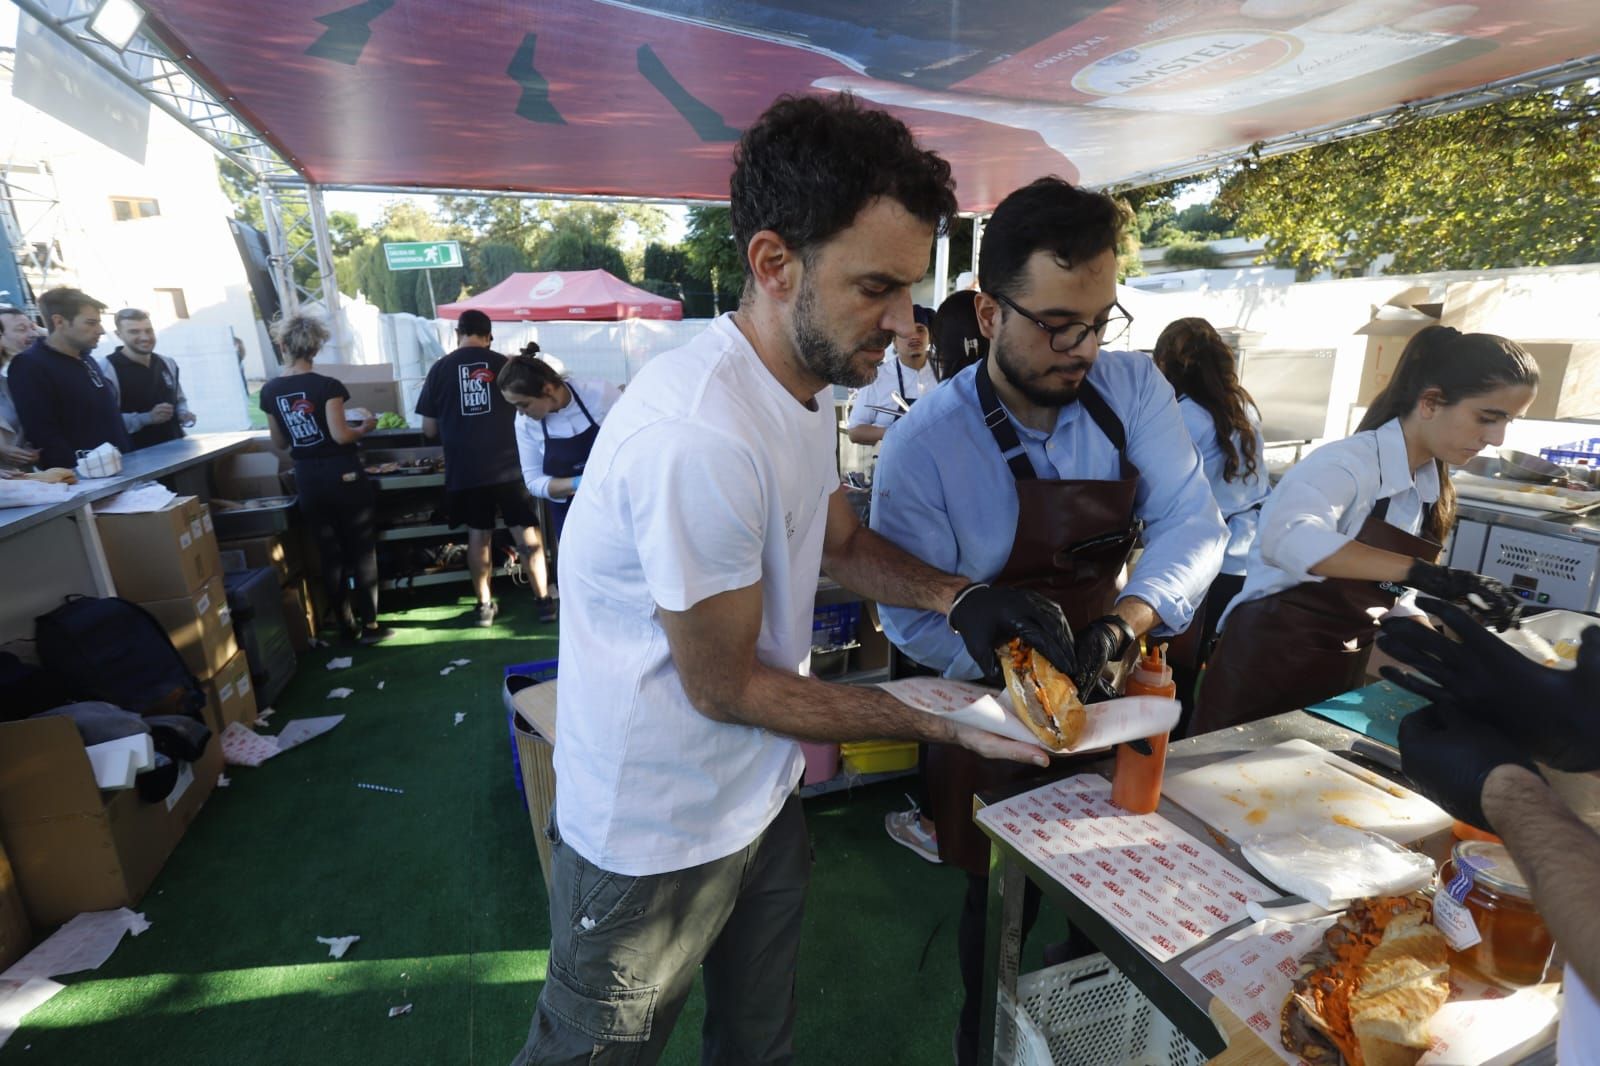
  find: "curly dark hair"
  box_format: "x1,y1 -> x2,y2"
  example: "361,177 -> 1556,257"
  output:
979,177 -> 1127,300
729,93 -> 957,283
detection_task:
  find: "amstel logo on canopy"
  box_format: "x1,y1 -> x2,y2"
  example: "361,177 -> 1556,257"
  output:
1072,31 -> 1301,99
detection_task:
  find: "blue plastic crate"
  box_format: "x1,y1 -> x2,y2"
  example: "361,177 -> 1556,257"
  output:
1539,439 -> 1600,466
812,602 -> 861,649
505,659 -> 558,802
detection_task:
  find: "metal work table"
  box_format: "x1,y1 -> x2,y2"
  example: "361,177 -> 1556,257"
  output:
974,711 -> 1556,1066
0,432 -> 260,645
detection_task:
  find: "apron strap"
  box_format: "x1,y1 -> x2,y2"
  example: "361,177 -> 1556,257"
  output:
541,383 -> 598,443
1077,380 -> 1139,480
973,357 -> 1040,481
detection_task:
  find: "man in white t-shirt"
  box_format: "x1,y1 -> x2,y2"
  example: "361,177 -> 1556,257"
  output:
1378,600 -> 1600,1063
846,303 -> 939,446
510,94 -> 1077,1066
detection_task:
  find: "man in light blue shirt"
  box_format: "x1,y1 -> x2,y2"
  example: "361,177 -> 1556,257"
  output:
870,176 -> 1226,1066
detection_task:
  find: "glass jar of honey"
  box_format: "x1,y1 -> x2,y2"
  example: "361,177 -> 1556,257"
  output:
1434,841 -> 1556,988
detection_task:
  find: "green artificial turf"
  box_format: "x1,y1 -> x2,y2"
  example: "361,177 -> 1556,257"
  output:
2,587 -> 1064,1065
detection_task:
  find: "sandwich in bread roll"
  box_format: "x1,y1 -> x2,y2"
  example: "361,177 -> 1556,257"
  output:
1280,894 -> 1450,1066
1000,637 -> 1085,750
23,467 -> 77,484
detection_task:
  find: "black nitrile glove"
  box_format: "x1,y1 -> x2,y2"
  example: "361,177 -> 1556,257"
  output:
1402,560 -> 1521,629
1397,704 -> 1538,833
1072,615 -> 1136,698
1379,598 -> 1600,773
948,583 -> 1076,680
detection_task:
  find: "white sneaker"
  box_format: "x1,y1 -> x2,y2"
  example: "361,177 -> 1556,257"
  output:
885,805 -> 941,864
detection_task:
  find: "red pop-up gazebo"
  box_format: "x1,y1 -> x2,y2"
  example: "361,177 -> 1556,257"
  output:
437,270 -> 683,322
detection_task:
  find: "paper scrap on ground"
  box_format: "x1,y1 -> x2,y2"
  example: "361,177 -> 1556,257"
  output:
1182,917 -> 1563,1065
454,713 -> 465,726
0,978 -> 64,1052
276,715 -> 345,752
220,723 -> 283,767
256,707 -> 276,725
217,774 -> 231,788
376,681 -> 385,690
328,687 -> 354,699
316,935 -> 359,959
308,637 -> 327,648
1,909 -> 150,982
326,657 -> 353,671
438,667 -> 454,676
449,658 -> 470,666
975,774 -> 1275,962
387,1003 -> 412,1018
91,482 -> 176,514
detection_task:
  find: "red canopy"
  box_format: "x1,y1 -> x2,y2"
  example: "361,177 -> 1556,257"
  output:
436,271 -> 683,322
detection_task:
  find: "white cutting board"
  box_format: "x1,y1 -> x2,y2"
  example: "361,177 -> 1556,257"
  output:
1165,739 -> 1451,846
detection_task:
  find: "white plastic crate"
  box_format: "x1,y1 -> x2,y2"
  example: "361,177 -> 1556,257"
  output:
1006,954 -> 1207,1066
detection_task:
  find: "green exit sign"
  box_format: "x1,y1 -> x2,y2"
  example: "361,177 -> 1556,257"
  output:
383,240 -> 462,271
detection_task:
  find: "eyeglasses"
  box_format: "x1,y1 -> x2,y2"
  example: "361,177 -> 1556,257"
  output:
993,293 -> 1132,353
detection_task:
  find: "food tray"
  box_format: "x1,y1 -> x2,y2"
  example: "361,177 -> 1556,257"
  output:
1008,954 -> 1205,1066
839,739 -> 917,774
210,495 -> 298,537
1454,472 -> 1600,513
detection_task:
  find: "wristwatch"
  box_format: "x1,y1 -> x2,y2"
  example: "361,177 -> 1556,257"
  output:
1095,614 -> 1139,661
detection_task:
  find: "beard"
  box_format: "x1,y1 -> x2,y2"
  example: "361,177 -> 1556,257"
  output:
791,276 -> 893,389
993,335 -> 1088,407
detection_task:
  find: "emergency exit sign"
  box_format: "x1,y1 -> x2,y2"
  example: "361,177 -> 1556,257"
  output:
383,240 -> 462,270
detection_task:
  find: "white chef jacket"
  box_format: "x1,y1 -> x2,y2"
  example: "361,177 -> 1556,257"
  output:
513,377 -> 620,500
846,351 -> 939,431
1221,417 -> 1436,630
1178,397 -> 1271,578
553,314 -> 837,876
1561,965 -> 1599,1065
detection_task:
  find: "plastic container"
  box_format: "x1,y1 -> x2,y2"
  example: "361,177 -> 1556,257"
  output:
798,741 -> 840,785
1008,953 -> 1206,1066
840,739 -> 918,775
1112,643 -> 1175,815
504,659 -> 559,889
1436,840 -> 1556,988
812,603 -> 861,649
504,659 -> 559,801
1538,438 -> 1600,467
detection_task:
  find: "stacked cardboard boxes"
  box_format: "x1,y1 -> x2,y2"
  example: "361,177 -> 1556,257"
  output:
96,496 -> 253,734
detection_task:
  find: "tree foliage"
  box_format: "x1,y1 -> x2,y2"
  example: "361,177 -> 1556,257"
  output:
468,240 -> 532,294
1215,84 -> 1600,277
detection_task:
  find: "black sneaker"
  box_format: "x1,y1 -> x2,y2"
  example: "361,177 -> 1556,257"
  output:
536,597 -> 558,624
357,625 -> 396,646
475,600 -> 499,628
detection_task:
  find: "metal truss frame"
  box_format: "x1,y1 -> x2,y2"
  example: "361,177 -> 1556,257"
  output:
12,0 -> 343,347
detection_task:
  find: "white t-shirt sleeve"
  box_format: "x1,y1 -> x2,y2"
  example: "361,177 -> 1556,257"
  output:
515,413 -> 553,500
621,421 -> 766,612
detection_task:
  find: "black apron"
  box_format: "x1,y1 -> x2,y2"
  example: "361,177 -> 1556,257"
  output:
540,387 -> 600,541
893,359 -> 921,410
108,350 -> 183,450
1193,496 -> 1442,735
927,359 -> 1142,875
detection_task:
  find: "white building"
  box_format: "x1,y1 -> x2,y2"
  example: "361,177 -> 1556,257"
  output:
0,26 -> 259,430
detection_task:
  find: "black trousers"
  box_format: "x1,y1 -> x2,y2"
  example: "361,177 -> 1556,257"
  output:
295,456 -> 379,628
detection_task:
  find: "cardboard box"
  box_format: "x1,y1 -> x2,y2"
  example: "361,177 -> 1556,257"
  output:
1513,341 -> 1600,421
200,649 -> 259,735
214,451 -> 288,500
0,716 -> 221,926
97,495 -> 222,601
218,532 -> 301,586
0,836 -> 32,972
1353,281 -> 1522,406
282,582 -> 316,654
141,574 -> 238,680
317,362 -> 402,417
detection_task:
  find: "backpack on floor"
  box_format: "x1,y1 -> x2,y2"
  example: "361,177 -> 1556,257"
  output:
35,596 -> 206,718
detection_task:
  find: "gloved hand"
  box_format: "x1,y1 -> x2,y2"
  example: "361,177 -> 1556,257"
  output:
1397,704 -> 1538,832
1378,597 -> 1600,772
948,583 -> 1075,680
1402,560 -> 1521,629
1072,615 -> 1136,698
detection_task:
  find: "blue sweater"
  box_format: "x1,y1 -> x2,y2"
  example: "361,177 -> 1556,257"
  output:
8,338 -> 131,469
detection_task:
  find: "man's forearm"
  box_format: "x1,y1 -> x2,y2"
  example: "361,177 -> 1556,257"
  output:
847,424 -> 886,445
822,522 -> 966,616
1482,764 -> 1600,993
718,659 -> 956,743
1112,596 -> 1160,640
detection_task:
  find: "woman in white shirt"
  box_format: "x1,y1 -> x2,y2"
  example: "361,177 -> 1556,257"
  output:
1153,318 -> 1271,667
498,345 -> 621,542
1192,325 -> 1537,735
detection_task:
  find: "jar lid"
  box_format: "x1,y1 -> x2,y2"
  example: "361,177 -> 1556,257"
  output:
1452,840 -> 1532,899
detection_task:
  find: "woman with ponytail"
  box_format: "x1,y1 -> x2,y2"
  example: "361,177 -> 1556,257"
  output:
498,342 -> 620,546
1191,324 -> 1537,735
1154,318 -> 1270,664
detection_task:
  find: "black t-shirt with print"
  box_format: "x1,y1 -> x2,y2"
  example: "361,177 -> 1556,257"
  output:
414,346 -> 519,491
259,371 -> 355,461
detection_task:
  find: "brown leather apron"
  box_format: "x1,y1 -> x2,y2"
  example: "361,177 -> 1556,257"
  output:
1191,497 -> 1441,735
927,361 -> 1141,875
